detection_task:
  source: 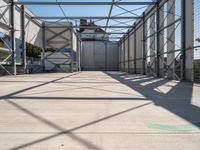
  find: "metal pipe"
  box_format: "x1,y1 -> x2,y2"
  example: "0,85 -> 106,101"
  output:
21,5 -> 26,72
156,1 -> 160,77
32,16 -> 141,20
134,23 -> 137,74
127,32 -> 130,73
123,37 -> 126,71
79,32 -> 126,35
14,1 -> 156,6
142,12 -> 146,75
10,0 -> 16,75
42,22 -> 46,71
181,0 -> 186,80
105,0 -> 115,33
71,30 -> 74,73
45,26 -> 133,29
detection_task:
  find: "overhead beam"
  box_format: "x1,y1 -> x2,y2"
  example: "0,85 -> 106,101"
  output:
78,32 -> 126,35
31,16 -> 141,20
76,26 -> 132,29
46,26 -> 132,29
14,1 -> 156,6
108,37 -> 122,39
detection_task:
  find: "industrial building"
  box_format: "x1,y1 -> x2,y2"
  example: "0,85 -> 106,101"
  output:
0,0 -> 200,149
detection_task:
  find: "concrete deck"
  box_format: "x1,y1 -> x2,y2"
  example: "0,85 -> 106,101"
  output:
0,71 -> 200,150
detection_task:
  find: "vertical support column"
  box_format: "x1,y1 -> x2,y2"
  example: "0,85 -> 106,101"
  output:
167,0 -> 175,79
181,0 -> 194,81
156,2 -> 160,77
21,5 -> 26,72
71,30 -> 74,73
79,39 -> 81,71
142,12 -> 146,75
10,0 -> 16,75
120,42 -> 122,71
123,38 -> 125,72
159,5 -> 164,77
127,32 -> 130,73
76,37 -> 79,71
79,39 -> 82,71
118,42 -> 120,70
156,1 -> 164,77
150,14 -> 155,75
155,0 -> 160,77
134,23 -> 137,74
105,41 -> 107,71
119,42 -> 121,71
42,22 -> 46,71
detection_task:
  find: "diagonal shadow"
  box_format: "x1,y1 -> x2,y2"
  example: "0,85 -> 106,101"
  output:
105,72 -> 200,126
0,80 -> 121,84
8,96 -> 148,101
0,72 -> 80,99
1,74 -> 144,99
6,100 -> 152,150
6,100 -> 102,150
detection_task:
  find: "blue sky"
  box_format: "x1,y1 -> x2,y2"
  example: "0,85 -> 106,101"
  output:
19,0 -> 200,59
21,0 -> 151,38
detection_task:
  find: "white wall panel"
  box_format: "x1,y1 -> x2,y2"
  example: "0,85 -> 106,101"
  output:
0,0 -> 42,47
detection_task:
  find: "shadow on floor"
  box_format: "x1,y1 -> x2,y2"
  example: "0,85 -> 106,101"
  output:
6,100 -> 152,150
1,71 -> 200,149
105,72 -> 200,125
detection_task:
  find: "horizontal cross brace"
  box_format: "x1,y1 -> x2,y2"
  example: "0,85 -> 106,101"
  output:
46,26 -> 132,29
108,37 -> 122,39
79,32 -> 126,35
14,1 -> 156,6
32,16 -> 141,20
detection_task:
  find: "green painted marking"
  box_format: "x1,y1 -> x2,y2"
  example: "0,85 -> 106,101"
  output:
148,123 -> 200,132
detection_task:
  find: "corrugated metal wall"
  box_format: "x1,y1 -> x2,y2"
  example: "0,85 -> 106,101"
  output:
81,41 -> 118,71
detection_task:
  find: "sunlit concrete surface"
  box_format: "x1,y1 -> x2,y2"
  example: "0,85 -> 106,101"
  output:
0,71 -> 200,150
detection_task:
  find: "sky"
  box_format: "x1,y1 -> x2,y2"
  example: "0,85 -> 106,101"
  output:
14,0 -> 200,59
20,0 -> 200,59
21,0 -> 152,39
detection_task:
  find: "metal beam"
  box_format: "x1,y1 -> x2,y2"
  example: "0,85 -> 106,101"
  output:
108,37 -> 122,39
134,23 -> 137,74
181,0 -> 186,80
46,26 -> 133,29
10,0 -> 16,75
21,5 -> 26,72
78,32 -> 126,35
127,32 -> 130,73
75,26 -> 132,29
14,1 -> 156,6
105,0 -> 115,32
142,12 -> 146,75
156,1 -> 160,78
31,16 -> 141,20
71,30 -> 73,73
42,22 -> 46,71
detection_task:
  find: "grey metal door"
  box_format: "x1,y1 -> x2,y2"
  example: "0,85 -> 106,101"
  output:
94,42 -> 106,70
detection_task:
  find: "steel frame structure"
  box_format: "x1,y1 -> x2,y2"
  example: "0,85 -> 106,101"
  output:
0,0 -> 156,75
0,0 -> 196,82
42,23 -> 73,72
118,0 -> 194,81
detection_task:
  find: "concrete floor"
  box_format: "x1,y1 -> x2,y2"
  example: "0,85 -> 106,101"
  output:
0,71 -> 200,150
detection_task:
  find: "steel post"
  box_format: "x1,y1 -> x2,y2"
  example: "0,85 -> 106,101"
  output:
10,0 -> 16,75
